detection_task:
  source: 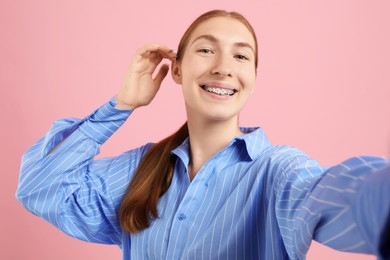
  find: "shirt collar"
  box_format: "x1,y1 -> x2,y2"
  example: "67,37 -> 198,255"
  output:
171,127 -> 271,164
235,127 -> 271,160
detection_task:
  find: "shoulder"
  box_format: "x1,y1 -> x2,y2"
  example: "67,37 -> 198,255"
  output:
258,144 -> 314,169
92,142 -> 155,209
253,144 -> 324,186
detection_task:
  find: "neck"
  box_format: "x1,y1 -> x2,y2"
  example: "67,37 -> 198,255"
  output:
186,116 -> 242,180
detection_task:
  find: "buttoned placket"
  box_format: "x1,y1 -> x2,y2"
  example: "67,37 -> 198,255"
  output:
165,146 -> 227,259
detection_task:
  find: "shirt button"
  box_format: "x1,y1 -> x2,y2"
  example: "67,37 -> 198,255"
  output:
178,213 -> 186,221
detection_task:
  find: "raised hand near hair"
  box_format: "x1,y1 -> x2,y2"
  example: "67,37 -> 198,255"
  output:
116,44 -> 176,110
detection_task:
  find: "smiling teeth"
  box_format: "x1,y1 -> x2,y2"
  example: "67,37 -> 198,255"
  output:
204,87 -> 234,96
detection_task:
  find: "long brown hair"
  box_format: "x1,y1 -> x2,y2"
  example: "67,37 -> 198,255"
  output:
119,10 -> 259,233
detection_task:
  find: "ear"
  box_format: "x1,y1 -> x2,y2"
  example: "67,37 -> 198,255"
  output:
171,59 -> 182,84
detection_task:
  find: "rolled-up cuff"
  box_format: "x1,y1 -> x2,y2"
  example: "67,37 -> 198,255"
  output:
78,96 -> 133,144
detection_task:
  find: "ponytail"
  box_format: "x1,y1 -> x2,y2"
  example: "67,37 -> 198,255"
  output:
119,123 -> 189,233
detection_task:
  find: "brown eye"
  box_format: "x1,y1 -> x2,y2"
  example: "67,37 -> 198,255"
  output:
235,54 -> 249,61
198,48 -> 213,54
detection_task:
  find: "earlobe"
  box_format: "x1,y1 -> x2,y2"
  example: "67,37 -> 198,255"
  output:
171,59 -> 182,84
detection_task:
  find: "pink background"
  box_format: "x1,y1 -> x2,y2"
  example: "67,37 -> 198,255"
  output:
1,0 -> 389,259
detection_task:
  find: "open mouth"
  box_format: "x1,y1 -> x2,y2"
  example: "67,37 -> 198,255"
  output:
200,85 -> 237,96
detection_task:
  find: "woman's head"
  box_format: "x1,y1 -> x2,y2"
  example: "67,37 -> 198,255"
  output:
172,10 -> 258,122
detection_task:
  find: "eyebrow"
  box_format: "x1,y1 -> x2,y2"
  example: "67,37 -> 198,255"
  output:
191,34 -> 255,55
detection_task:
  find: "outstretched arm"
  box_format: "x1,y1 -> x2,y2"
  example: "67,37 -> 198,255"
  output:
271,149 -> 390,259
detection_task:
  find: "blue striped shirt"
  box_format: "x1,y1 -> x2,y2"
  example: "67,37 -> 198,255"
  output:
16,97 -> 390,259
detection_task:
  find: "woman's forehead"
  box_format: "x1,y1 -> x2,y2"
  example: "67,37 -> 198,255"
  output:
188,17 -> 256,47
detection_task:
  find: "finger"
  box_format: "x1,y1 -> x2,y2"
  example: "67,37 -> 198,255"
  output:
144,49 -> 175,62
134,45 -> 158,61
163,49 -> 177,60
139,44 -> 176,60
153,64 -> 169,87
153,45 -> 176,60
145,53 -> 164,73
139,43 -> 159,53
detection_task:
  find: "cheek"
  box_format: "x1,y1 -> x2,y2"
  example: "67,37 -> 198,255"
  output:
240,68 -> 256,89
180,61 -> 206,84
181,51 -> 213,75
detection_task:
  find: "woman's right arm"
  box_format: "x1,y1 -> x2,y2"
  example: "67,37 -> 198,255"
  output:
16,44 -> 176,245
16,98 -> 134,244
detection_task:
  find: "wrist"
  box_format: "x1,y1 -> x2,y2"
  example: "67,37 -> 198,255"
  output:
115,102 -> 135,110
114,96 -> 135,110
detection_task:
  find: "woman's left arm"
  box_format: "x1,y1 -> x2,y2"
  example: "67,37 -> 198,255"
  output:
273,151 -> 390,258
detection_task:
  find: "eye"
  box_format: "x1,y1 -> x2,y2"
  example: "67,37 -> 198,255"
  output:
197,48 -> 214,54
235,54 -> 249,61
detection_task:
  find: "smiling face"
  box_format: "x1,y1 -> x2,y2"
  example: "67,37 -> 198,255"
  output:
172,16 -> 257,123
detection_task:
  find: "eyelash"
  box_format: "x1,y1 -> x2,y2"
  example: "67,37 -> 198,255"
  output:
197,49 -> 250,61
235,54 -> 249,61
197,48 -> 214,54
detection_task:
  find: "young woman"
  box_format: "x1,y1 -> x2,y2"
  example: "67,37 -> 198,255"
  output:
16,10 -> 389,259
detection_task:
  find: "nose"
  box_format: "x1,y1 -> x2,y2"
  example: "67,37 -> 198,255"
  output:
211,54 -> 233,78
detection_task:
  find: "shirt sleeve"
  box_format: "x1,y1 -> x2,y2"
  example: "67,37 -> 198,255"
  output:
271,147 -> 390,259
16,97 -> 148,246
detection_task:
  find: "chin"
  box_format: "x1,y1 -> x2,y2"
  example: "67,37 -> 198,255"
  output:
185,103 -> 241,123
204,110 -> 239,123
